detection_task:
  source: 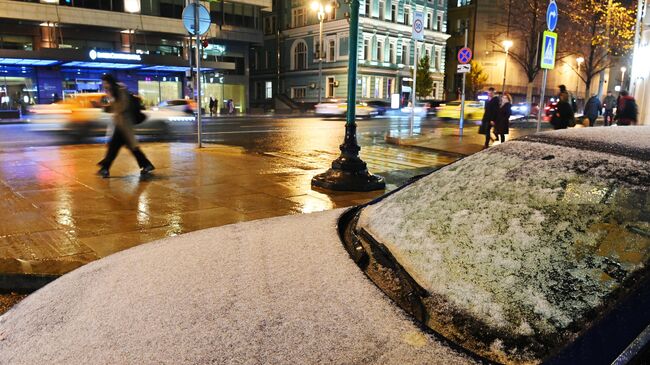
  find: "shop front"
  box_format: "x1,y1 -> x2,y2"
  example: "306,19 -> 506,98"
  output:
0,48 -> 240,116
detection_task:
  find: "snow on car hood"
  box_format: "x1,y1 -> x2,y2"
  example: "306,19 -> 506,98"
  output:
358,138 -> 650,362
0,210 -> 477,365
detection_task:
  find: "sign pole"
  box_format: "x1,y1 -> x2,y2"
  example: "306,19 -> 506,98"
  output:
459,27 -> 468,136
411,41 -> 417,135
194,0 -> 202,148
537,69 -> 547,132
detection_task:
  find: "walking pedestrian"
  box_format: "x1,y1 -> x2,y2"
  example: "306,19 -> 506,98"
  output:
614,90 -> 638,126
602,91 -> 616,126
584,94 -> 602,127
479,87 -> 500,148
550,92 -> 575,130
96,74 -> 154,178
209,96 -> 215,117
494,92 -> 512,143
559,84 -> 577,113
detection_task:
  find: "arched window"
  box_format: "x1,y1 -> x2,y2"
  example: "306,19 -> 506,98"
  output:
291,40 -> 308,70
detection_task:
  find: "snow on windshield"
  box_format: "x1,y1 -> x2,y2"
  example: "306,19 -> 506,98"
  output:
358,140 -> 650,362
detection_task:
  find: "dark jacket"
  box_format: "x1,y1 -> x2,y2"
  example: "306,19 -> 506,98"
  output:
615,95 -> 638,125
494,102 -> 511,135
550,100 -> 574,130
603,95 -> 616,110
479,96 -> 500,135
584,96 -> 601,120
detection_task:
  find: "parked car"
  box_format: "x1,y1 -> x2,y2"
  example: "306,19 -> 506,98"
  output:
436,100 -> 484,120
400,103 -> 431,117
2,127 -> 649,365
314,100 -> 378,118
365,100 -> 391,115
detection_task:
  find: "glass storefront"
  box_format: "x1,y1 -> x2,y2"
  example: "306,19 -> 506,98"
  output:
138,80 -> 182,107
0,67 -> 37,112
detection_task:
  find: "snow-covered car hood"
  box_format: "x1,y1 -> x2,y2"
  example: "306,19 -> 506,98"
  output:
0,210 -> 477,365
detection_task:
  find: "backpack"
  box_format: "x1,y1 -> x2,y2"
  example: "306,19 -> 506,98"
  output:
128,93 -> 147,125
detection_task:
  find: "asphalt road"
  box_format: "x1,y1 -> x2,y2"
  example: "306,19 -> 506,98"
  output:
0,115 -> 446,153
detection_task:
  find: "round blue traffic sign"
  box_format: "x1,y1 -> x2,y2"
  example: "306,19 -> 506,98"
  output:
546,0 -> 558,32
182,3 -> 211,36
457,47 -> 472,64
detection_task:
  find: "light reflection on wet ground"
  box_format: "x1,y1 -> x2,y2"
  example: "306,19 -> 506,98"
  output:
0,129 -> 458,276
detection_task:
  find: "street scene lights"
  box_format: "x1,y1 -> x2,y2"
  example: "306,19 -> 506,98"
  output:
576,56 -> 584,97
621,66 -> 627,90
501,40 -> 513,93
311,1 -> 332,103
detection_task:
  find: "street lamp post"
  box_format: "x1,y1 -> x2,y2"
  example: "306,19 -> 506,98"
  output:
621,66 -> 627,90
576,57 -> 584,99
501,40 -> 512,93
311,0 -> 385,191
311,1 -> 332,103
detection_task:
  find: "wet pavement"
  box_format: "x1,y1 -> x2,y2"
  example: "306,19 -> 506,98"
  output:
0,137 -> 459,283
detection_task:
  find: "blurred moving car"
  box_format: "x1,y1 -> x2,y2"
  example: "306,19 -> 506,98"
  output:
544,100 -> 559,120
2,128 -> 649,365
365,100 -> 391,115
436,100 -> 484,120
152,99 -> 196,115
400,103 -> 431,117
314,100 -> 378,118
27,93 -> 187,139
421,99 -> 445,117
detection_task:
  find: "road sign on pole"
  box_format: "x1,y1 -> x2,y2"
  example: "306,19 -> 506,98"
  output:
457,47 -> 472,64
457,64 -> 471,73
182,3 -> 211,36
540,31 -> 558,70
546,0 -> 558,32
412,11 -> 424,41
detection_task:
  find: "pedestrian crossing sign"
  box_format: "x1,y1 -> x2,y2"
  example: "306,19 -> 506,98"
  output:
540,31 -> 557,70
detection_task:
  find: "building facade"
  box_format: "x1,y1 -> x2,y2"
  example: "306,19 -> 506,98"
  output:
445,0 -> 592,103
0,0 -> 270,114
250,0 -> 449,109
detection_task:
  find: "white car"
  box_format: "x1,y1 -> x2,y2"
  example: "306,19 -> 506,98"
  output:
314,101 -> 378,118
1,127 -> 649,364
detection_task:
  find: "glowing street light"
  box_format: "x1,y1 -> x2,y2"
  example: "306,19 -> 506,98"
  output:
501,40 -> 513,93
311,1 -> 332,103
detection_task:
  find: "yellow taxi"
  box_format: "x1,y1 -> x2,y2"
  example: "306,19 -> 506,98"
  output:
29,93 -> 111,124
435,101 -> 484,120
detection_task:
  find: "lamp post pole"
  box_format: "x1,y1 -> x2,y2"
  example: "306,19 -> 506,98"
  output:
576,57 -> 584,99
311,0 -> 385,191
501,40 -> 512,93
621,66 -> 627,90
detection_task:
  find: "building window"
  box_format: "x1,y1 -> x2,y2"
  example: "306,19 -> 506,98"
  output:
365,0 -> 371,15
389,42 -> 395,64
265,81 -> 273,99
427,12 -> 432,29
439,0 -> 444,7
264,16 -> 276,34
362,76 -> 371,98
378,0 -> 385,20
402,44 -> 409,65
437,15 -> 443,31
374,77 -> 383,98
328,40 -> 336,62
391,4 -> 397,22
435,49 -> 440,70
376,41 -> 383,62
364,39 -> 370,61
404,7 -> 410,25
387,77 -> 395,95
339,35 -> 349,56
265,50 -> 270,69
326,77 -> 336,98
291,40 -> 308,70
292,7 -> 306,27
433,82 -> 438,99
291,87 -> 306,99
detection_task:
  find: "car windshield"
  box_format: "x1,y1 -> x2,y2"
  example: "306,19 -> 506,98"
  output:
355,140 -> 650,363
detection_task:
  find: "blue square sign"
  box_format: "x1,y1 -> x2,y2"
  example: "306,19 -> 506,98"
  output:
541,31 -> 557,70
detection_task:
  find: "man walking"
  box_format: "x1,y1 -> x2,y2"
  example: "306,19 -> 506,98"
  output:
584,94 -> 601,127
479,87 -> 500,148
615,90 -> 638,126
96,74 -> 155,178
602,91 -> 616,126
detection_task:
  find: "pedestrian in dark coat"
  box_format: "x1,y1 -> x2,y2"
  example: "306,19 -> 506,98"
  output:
209,97 -> 215,117
96,74 -> 154,178
479,87 -> 500,148
584,94 -> 601,127
550,93 -> 575,130
494,92 -> 512,143
615,90 -> 638,126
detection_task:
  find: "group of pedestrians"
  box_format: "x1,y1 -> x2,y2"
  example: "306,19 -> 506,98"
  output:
553,85 -> 638,130
479,87 -> 512,149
